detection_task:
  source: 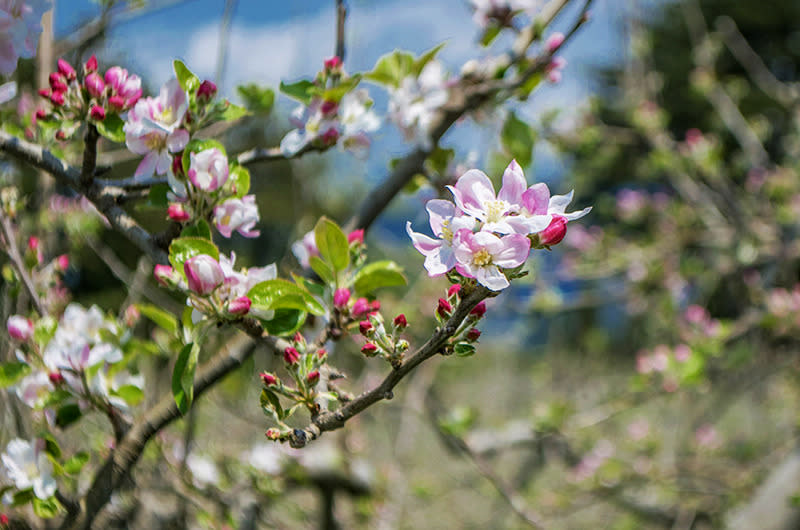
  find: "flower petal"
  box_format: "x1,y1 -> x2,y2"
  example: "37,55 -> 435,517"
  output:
493,234 -> 531,268
476,265 -> 509,291
497,160 -> 526,205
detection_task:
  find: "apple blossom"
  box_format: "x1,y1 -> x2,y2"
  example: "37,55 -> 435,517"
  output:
466,328 -> 481,342
453,229 -> 531,291
546,32 -> 565,53
437,297 -> 453,318
124,78 -> 188,179
217,253 -> 277,301
227,295 -> 251,316
84,54 -> 97,73
0,0 -> 51,75
154,264 -> 176,286
406,199 -> 476,276
281,97 -> 340,155
7,314 -> 33,341
545,56 -> 566,84
469,0 -> 538,28
0,81 -> 16,105
348,229 -> 365,244
89,105 -> 105,121
188,147 -> 229,192
333,288 -> 350,308
292,230 -> 319,268
539,215 -> 567,245
104,66 -> 142,111
167,203 -> 190,222
15,371 -> 53,407
338,89 -> 381,152
213,195 -> 260,238
388,60 -> 448,148
184,254 -> 225,296
196,80 -> 217,103
1,438 -> 56,499
352,297 -> 370,317
84,72 -> 104,98
284,346 -> 300,365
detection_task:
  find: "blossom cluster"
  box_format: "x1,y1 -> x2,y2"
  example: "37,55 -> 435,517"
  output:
407,160 -> 590,291
0,0 -> 51,75
388,60 -> 449,148
155,252 -> 276,321
1,438 -> 55,501
281,57 -> 380,156
35,56 -> 142,136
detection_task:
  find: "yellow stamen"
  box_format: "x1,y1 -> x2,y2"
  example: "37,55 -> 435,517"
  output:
473,249 -> 492,267
485,200 -> 507,223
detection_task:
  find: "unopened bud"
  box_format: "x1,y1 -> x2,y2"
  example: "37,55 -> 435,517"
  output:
7,315 -> 33,341
55,130 -> 67,140
184,255 -> 224,295
546,32 -> 565,53
171,154 -> 184,177
56,254 -> 69,271
50,91 -> 65,106
57,59 -> 76,80
48,73 -> 67,92
89,105 -> 106,121
333,287 -> 351,308
124,305 -> 141,327
35,108 -> 47,121
48,371 -> 65,385
447,284 -> 461,298
466,328 -> 481,342
352,297 -> 369,317
260,372 -> 278,386
153,264 -> 176,287
324,56 -> 343,71
27,236 -> 39,252
167,203 -> 190,222
108,95 -> 125,111
316,348 -> 327,360
437,298 -> 453,319
85,55 -> 98,73
284,347 -> 300,365
470,301 -> 487,318
347,229 -> 364,244
85,72 -> 105,98
197,80 -> 217,102
359,320 -> 374,336
361,342 -> 378,356
228,295 -> 251,316
306,370 -> 320,385
539,215 -> 568,246
0,513 -> 8,525
265,428 -> 281,440
37,88 -> 50,99
370,300 -> 381,313
293,331 -> 306,347
320,127 -> 340,145
393,314 -> 408,328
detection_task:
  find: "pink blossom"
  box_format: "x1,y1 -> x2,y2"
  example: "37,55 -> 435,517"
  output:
188,148 -> 229,192
84,72 -> 105,98
184,255 -> 224,296
154,264 -> 176,287
291,230 -> 319,268
546,32 -> 565,53
324,56 -> 342,71
352,297 -> 370,317
674,344 -> 691,362
227,296 -> 251,316
57,58 -> 75,80
89,105 -> 105,121
104,66 -> 142,109
333,288 -> 350,308
167,203 -> 190,222
393,314 -> 408,328
452,229 -> 530,291
213,195 -> 260,238
406,199 -> 475,276
470,301 -> 487,318
347,229 -> 364,244
539,215 -> 567,245
545,56 -> 566,84
196,80 -> 217,102
283,347 -> 300,365
124,78 -> 188,179
0,0 -> 51,75
695,424 -> 721,449
7,315 -> 33,341
84,54 -> 97,73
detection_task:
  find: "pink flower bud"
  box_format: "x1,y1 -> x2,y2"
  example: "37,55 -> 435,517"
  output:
55,130 -> 67,141
546,32 -> 565,53
228,296 -> 251,316
293,332 -> 306,347
306,370 -> 320,385
437,298 -> 453,319
320,127 -> 340,145
333,288 -> 351,308
85,72 -> 105,98
283,346 -> 300,365
370,300 -> 381,312
324,56 -> 342,70
57,59 -> 76,80
361,342 -> 378,356
393,314 -> 408,328
359,320 -> 374,336
470,301 -> 487,318
0,513 -> 8,525
466,328 -> 481,342
167,203 -> 190,222
85,55 -> 98,73
265,428 -> 281,440
56,254 -> 69,271
7,315 -> 33,341
108,95 -> 126,111
48,73 -> 67,93
317,348 -> 327,360
539,215 -> 568,246
27,236 -> 39,252
50,91 -> 65,106
352,297 -> 369,317
197,80 -> 217,102
171,154 -> 184,177
347,229 -> 364,244
48,372 -> 64,386
184,254 -> 224,295
37,88 -> 50,98
260,372 -> 278,386
90,105 -> 106,121
35,108 -> 47,121
321,100 -> 338,115
448,284 -> 461,298
124,305 -> 141,327
153,264 -> 175,287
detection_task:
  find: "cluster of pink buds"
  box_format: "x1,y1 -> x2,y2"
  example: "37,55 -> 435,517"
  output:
436,285 -> 487,356
635,343 -> 691,393
358,305 -> 409,366
36,56 -> 141,133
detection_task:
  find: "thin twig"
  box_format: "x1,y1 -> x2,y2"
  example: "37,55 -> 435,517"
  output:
335,0 -> 347,61
0,210 -> 46,316
215,0 -> 238,85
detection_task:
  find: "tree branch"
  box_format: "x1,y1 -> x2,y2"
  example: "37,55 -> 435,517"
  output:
0,209 -> 46,316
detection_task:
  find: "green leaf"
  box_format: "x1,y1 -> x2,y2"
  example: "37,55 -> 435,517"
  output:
279,79 -> 316,104
480,25 -> 503,47
248,279 -> 325,316
181,138 -> 227,175
55,403 -> 82,429
12,489 -> 35,506
0,361 -> 30,388
180,219 -> 212,240
311,75 -> 362,103
261,308 -> 307,336
63,452 -> 89,475
220,101 -> 249,121
425,146 -> 455,175
501,111 -> 536,168
237,84 -> 275,115
146,183 -> 170,209
227,165 -> 250,198
113,384 -> 144,406
95,114 -> 125,143
260,389 -> 283,419
33,497 -> 62,519
309,256 -> 335,285
365,50 -> 415,87
454,342 -> 476,357
354,260 -> 407,295
173,59 -> 200,95
413,43 -> 446,76
136,304 -> 179,335
42,433 -> 61,459
168,237 -> 220,275
172,342 -> 199,415
314,217 -> 349,272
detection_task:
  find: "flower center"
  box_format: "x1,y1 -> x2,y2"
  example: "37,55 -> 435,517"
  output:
484,200 -> 508,223
156,107 -> 174,124
440,220 -> 453,242
144,132 -> 166,151
472,249 -> 492,267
